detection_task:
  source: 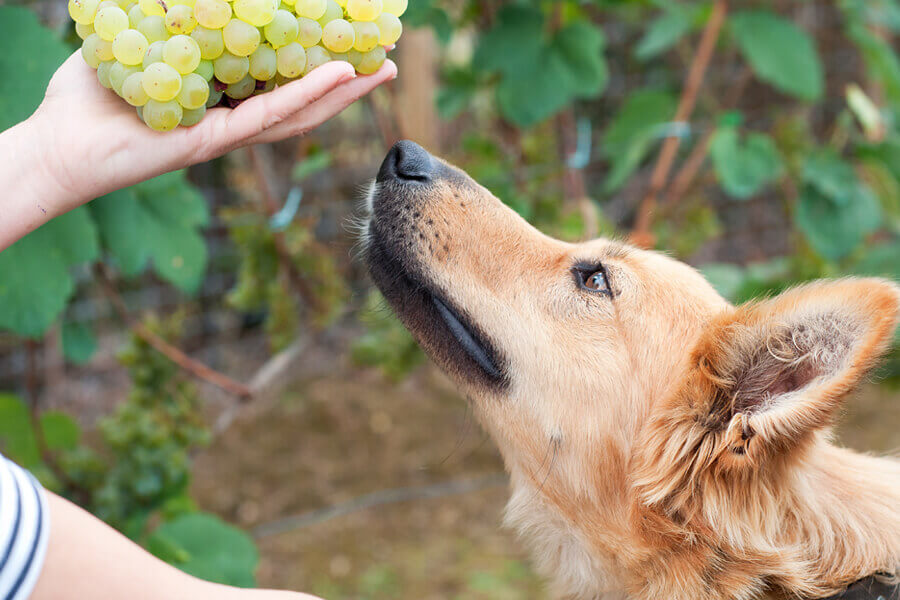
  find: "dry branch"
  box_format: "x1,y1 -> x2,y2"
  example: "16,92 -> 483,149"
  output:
631,0 -> 728,248
252,473 -> 508,538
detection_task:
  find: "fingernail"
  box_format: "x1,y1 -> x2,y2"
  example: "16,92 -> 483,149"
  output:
340,72 -> 357,83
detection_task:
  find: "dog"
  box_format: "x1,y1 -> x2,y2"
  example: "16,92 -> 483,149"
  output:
361,140 -> 900,600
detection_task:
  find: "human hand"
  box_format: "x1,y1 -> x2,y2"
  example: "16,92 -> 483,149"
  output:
28,51 -> 396,218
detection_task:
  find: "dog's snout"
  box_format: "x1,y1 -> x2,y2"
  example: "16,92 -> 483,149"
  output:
377,140 -> 434,183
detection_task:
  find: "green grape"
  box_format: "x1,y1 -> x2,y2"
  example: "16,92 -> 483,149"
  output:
165,5 -> 197,34
116,0 -> 134,9
138,0 -> 165,16
143,39 -> 165,67
275,42 -> 306,77
82,33 -> 114,68
180,105 -> 207,127
69,0 -> 101,24
264,10 -> 299,48
223,18 -> 260,56
381,0 -> 404,16
213,51 -> 250,83
346,0 -> 380,21
142,62 -> 183,101
321,19 -> 353,53
121,72 -> 150,106
351,20 -> 378,52
112,29 -> 149,65
328,50 -> 348,62
316,0 -> 342,26
76,22 -> 96,40
98,0 -> 118,9
177,72 -> 210,108
109,61 -> 142,95
294,0 -> 326,19
143,99 -> 183,131
127,4 -> 144,26
163,34 -> 202,73
206,81 -> 224,107
193,0 -> 231,28
190,26 -> 225,60
195,59 -> 215,80
225,73 -> 256,99
296,17 -> 322,47
248,44 -> 277,80
303,44 -> 330,74
97,60 -> 115,88
232,0 -> 278,27
95,6 -> 129,41
281,0 -> 296,6
355,44 -> 384,74
347,48 -> 362,68
137,15 -> 168,42
374,12 -> 400,46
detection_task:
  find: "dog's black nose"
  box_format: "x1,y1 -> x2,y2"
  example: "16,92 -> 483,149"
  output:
377,140 -> 434,183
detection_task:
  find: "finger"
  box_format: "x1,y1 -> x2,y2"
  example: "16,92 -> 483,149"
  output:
247,59 -> 397,145
201,61 -> 357,155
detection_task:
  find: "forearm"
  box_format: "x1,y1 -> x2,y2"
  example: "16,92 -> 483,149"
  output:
0,118 -> 72,252
30,493 -> 319,600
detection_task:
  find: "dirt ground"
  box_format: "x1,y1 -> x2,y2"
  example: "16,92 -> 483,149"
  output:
191,353 -> 899,600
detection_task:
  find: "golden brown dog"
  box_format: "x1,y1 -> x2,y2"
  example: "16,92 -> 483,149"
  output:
362,141 -> 900,600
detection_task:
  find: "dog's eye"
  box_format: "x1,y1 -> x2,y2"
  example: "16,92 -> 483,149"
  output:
576,267 -> 611,294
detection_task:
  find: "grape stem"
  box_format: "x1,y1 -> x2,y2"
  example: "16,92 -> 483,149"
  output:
93,263 -> 255,400
630,0 -> 728,249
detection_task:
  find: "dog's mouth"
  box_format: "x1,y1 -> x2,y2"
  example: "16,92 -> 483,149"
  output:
366,227 -> 509,392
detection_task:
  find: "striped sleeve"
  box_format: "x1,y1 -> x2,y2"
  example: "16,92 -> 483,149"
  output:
0,455 -> 49,600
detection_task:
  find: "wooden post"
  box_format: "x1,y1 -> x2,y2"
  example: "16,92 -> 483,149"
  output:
393,28 -> 441,152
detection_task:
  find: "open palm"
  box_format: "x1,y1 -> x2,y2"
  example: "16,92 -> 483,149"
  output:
32,51 -> 397,213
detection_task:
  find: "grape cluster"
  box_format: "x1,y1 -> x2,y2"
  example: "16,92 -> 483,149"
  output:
69,0 -> 405,131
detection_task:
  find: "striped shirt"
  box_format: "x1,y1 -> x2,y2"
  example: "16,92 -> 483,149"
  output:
0,455 -> 48,600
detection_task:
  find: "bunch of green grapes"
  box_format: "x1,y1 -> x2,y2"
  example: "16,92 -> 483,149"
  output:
69,0 -> 405,131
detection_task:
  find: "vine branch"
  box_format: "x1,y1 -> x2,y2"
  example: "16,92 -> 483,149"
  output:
631,0 -> 728,248
94,264 -> 254,400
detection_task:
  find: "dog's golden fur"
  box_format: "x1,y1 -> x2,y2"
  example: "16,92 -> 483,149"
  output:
364,146 -> 900,600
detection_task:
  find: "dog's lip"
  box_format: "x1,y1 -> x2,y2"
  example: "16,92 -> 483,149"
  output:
431,295 -> 504,381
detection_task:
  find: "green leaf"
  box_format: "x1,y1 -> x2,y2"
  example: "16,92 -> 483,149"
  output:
62,321 -> 97,365
473,6 -> 545,79
846,23 -> 900,112
147,513 -> 259,587
0,8 -> 71,131
291,152 -> 332,181
709,128 -> 783,199
802,151 -> 862,205
601,89 -> 677,193
854,241 -> 900,280
437,68 -> 479,120
730,10 -> 824,101
636,8 -> 693,61
0,208 -> 99,337
795,184 -> 882,260
550,21 -> 608,99
90,171 -> 208,294
699,263 -> 746,302
0,395 -> 80,467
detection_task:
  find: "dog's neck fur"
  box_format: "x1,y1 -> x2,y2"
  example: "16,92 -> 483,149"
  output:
502,435 -> 900,600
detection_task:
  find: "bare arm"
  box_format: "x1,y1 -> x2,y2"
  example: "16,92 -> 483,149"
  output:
30,492 -> 319,600
0,52 -> 397,252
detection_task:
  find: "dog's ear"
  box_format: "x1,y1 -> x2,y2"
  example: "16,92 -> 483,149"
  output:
691,278 -> 899,458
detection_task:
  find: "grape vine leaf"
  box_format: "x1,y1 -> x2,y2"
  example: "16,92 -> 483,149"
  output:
601,89 -> 677,193
0,394 -> 80,469
730,10 -> 824,101
147,513 -> 259,587
474,6 -> 608,127
0,7 -> 70,131
709,128 -> 783,199
794,185 -> 881,261
90,171 -> 209,295
635,7 -> 694,61
62,321 -> 98,365
0,209 -> 99,338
